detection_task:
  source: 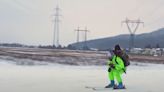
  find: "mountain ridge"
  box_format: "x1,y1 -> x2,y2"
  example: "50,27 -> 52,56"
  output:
71,28 -> 164,50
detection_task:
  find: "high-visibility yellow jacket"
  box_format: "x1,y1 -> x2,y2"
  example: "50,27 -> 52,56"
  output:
108,55 -> 125,71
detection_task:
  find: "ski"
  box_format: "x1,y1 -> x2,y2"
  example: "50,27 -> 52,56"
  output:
85,86 -> 110,91
113,85 -> 126,90
85,86 -> 126,91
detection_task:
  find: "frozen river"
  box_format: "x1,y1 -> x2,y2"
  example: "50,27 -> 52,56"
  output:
0,59 -> 164,92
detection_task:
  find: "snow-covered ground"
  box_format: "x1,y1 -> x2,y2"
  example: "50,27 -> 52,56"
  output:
0,59 -> 164,92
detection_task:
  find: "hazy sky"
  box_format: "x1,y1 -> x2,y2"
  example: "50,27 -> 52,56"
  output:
0,0 -> 164,46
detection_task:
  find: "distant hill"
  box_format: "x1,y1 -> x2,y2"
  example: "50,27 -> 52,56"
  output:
70,28 -> 164,50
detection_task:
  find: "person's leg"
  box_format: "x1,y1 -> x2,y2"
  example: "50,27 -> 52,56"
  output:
113,70 -> 125,89
108,70 -> 114,81
105,70 -> 115,88
115,70 -> 122,83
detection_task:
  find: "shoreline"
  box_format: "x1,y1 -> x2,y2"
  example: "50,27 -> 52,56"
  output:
129,54 -> 164,64
0,47 -> 164,65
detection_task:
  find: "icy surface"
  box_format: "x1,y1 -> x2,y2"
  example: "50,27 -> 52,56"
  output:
0,59 -> 164,92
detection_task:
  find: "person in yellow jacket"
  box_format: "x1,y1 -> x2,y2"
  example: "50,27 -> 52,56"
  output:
105,44 -> 126,89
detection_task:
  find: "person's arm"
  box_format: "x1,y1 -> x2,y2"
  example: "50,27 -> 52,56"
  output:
107,59 -> 112,66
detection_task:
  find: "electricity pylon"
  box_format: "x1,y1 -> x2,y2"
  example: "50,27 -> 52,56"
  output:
122,18 -> 144,50
53,6 -> 61,47
75,27 -> 89,49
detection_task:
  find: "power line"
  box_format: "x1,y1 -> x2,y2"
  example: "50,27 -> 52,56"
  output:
126,0 -> 164,26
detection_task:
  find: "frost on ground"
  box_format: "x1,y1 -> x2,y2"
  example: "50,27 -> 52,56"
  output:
0,59 -> 164,92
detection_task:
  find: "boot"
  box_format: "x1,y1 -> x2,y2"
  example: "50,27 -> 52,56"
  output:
113,82 -> 125,89
105,80 -> 115,88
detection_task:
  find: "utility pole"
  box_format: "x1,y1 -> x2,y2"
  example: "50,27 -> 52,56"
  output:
75,27 -> 80,49
75,27 -> 89,49
122,18 -> 144,50
53,6 -> 61,47
84,27 -> 89,49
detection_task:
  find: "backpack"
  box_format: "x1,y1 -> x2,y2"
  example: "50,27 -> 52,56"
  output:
120,51 -> 130,67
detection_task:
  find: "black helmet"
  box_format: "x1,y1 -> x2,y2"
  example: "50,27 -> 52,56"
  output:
114,44 -> 121,51
113,44 -> 122,56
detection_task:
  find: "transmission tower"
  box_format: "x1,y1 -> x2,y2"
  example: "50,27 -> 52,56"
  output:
53,6 -> 61,47
84,27 -> 89,48
75,27 -> 80,49
122,18 -> 144,50
75,27 -> 89,49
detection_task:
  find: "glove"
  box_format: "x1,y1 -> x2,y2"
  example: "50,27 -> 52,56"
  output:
109,63 -> 115,69
108,57 -> 112,61
108,68 -> 111,72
